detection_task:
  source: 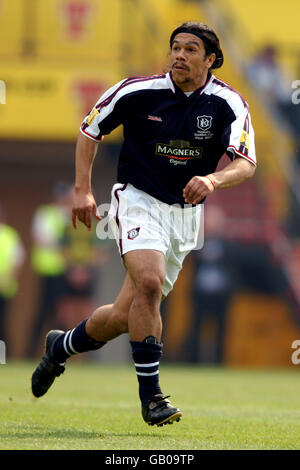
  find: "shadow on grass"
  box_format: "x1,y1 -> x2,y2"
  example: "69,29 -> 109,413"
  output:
0,427 -> 166,440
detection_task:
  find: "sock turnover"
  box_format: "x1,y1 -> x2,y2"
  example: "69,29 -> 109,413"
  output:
52,318 -> 106,363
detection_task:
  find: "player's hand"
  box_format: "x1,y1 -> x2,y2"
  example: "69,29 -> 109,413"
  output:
72,189 -> 101,231
183,175 -> 215,205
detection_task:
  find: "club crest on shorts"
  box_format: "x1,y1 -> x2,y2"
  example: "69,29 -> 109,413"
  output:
127,227 -> 140,240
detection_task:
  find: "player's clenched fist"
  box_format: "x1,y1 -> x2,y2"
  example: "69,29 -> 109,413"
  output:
72,190 -> 101,230
183,175 -> 215,205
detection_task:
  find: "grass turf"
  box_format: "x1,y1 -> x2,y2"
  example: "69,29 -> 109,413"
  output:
0,360 -> 300,450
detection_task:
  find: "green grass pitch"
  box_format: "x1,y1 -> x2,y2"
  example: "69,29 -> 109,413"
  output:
1,360 -> 300,450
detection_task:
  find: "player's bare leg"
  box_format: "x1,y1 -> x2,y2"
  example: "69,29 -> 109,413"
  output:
31,250 -> 182,425
124,249 -> 165,341
123,249 -> 182,426
31,273 -> 134,398
85,272 -> 134,341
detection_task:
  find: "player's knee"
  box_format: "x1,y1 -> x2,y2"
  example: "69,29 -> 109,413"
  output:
135,272 -> 164,299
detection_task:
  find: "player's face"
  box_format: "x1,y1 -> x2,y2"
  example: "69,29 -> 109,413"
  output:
170,33 -> 216,91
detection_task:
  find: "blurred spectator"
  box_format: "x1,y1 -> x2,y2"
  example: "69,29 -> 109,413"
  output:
247,45 -> 290,105
55,218 -> 110,332
247,45 -> 300,238
182,206 -> 300,364
183,205 -> 238,364
28,182 -> 72,357
0,205 -> 25,343
247,45 -> 300,138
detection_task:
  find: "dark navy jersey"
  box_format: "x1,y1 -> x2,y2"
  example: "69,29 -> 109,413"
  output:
80,72 -> 256,206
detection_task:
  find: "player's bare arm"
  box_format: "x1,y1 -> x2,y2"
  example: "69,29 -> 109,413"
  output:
72,132 -> 101,230
183,156 -> 256,204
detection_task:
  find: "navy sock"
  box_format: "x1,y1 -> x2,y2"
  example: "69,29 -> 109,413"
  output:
52,318 -> 106,363
130,337 -> 163,406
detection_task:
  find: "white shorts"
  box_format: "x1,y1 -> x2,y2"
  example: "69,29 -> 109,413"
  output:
108,183 -> 204,297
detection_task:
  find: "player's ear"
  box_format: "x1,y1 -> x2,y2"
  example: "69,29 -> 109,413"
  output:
206,52 -> 216,69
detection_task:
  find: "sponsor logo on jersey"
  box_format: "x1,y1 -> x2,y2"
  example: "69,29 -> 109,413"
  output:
148,115 -> 162,122
239,130 -> 250,150
87,106 -> 100,125
169,158 -> 187,166
155,140 -> 203,165
194,115 -> 214,140
127,227 -> 140,240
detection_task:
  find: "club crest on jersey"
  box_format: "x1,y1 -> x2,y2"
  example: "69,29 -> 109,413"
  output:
127,227 -> 140,240
197,115 -> 212,130
194,115 -> 214,140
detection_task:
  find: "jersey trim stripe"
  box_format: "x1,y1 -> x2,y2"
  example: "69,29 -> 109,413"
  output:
239,114 -> 250,155
95,74 -> 166,111
199,73 -> 214,95
80,126 -> 103,142
212,77 -> 248,109
166,72 -> 176,93
227,145 -> 256,165
114,183 -> 128,255
244,114 -> 249,133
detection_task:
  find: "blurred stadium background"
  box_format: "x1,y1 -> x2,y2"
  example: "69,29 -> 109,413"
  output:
1,0 -> 300,368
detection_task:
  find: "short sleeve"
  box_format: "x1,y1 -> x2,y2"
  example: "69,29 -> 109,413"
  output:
80,79 -> 128,142
222,96 -> 256,166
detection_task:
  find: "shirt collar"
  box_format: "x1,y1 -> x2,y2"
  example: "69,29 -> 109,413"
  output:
167,71 -> 214,97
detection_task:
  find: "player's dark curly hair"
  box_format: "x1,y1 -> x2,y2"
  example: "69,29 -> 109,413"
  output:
169,21 -> 224,70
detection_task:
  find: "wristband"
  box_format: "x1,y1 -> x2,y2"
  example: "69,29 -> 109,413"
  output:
206,175 -> 215,190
